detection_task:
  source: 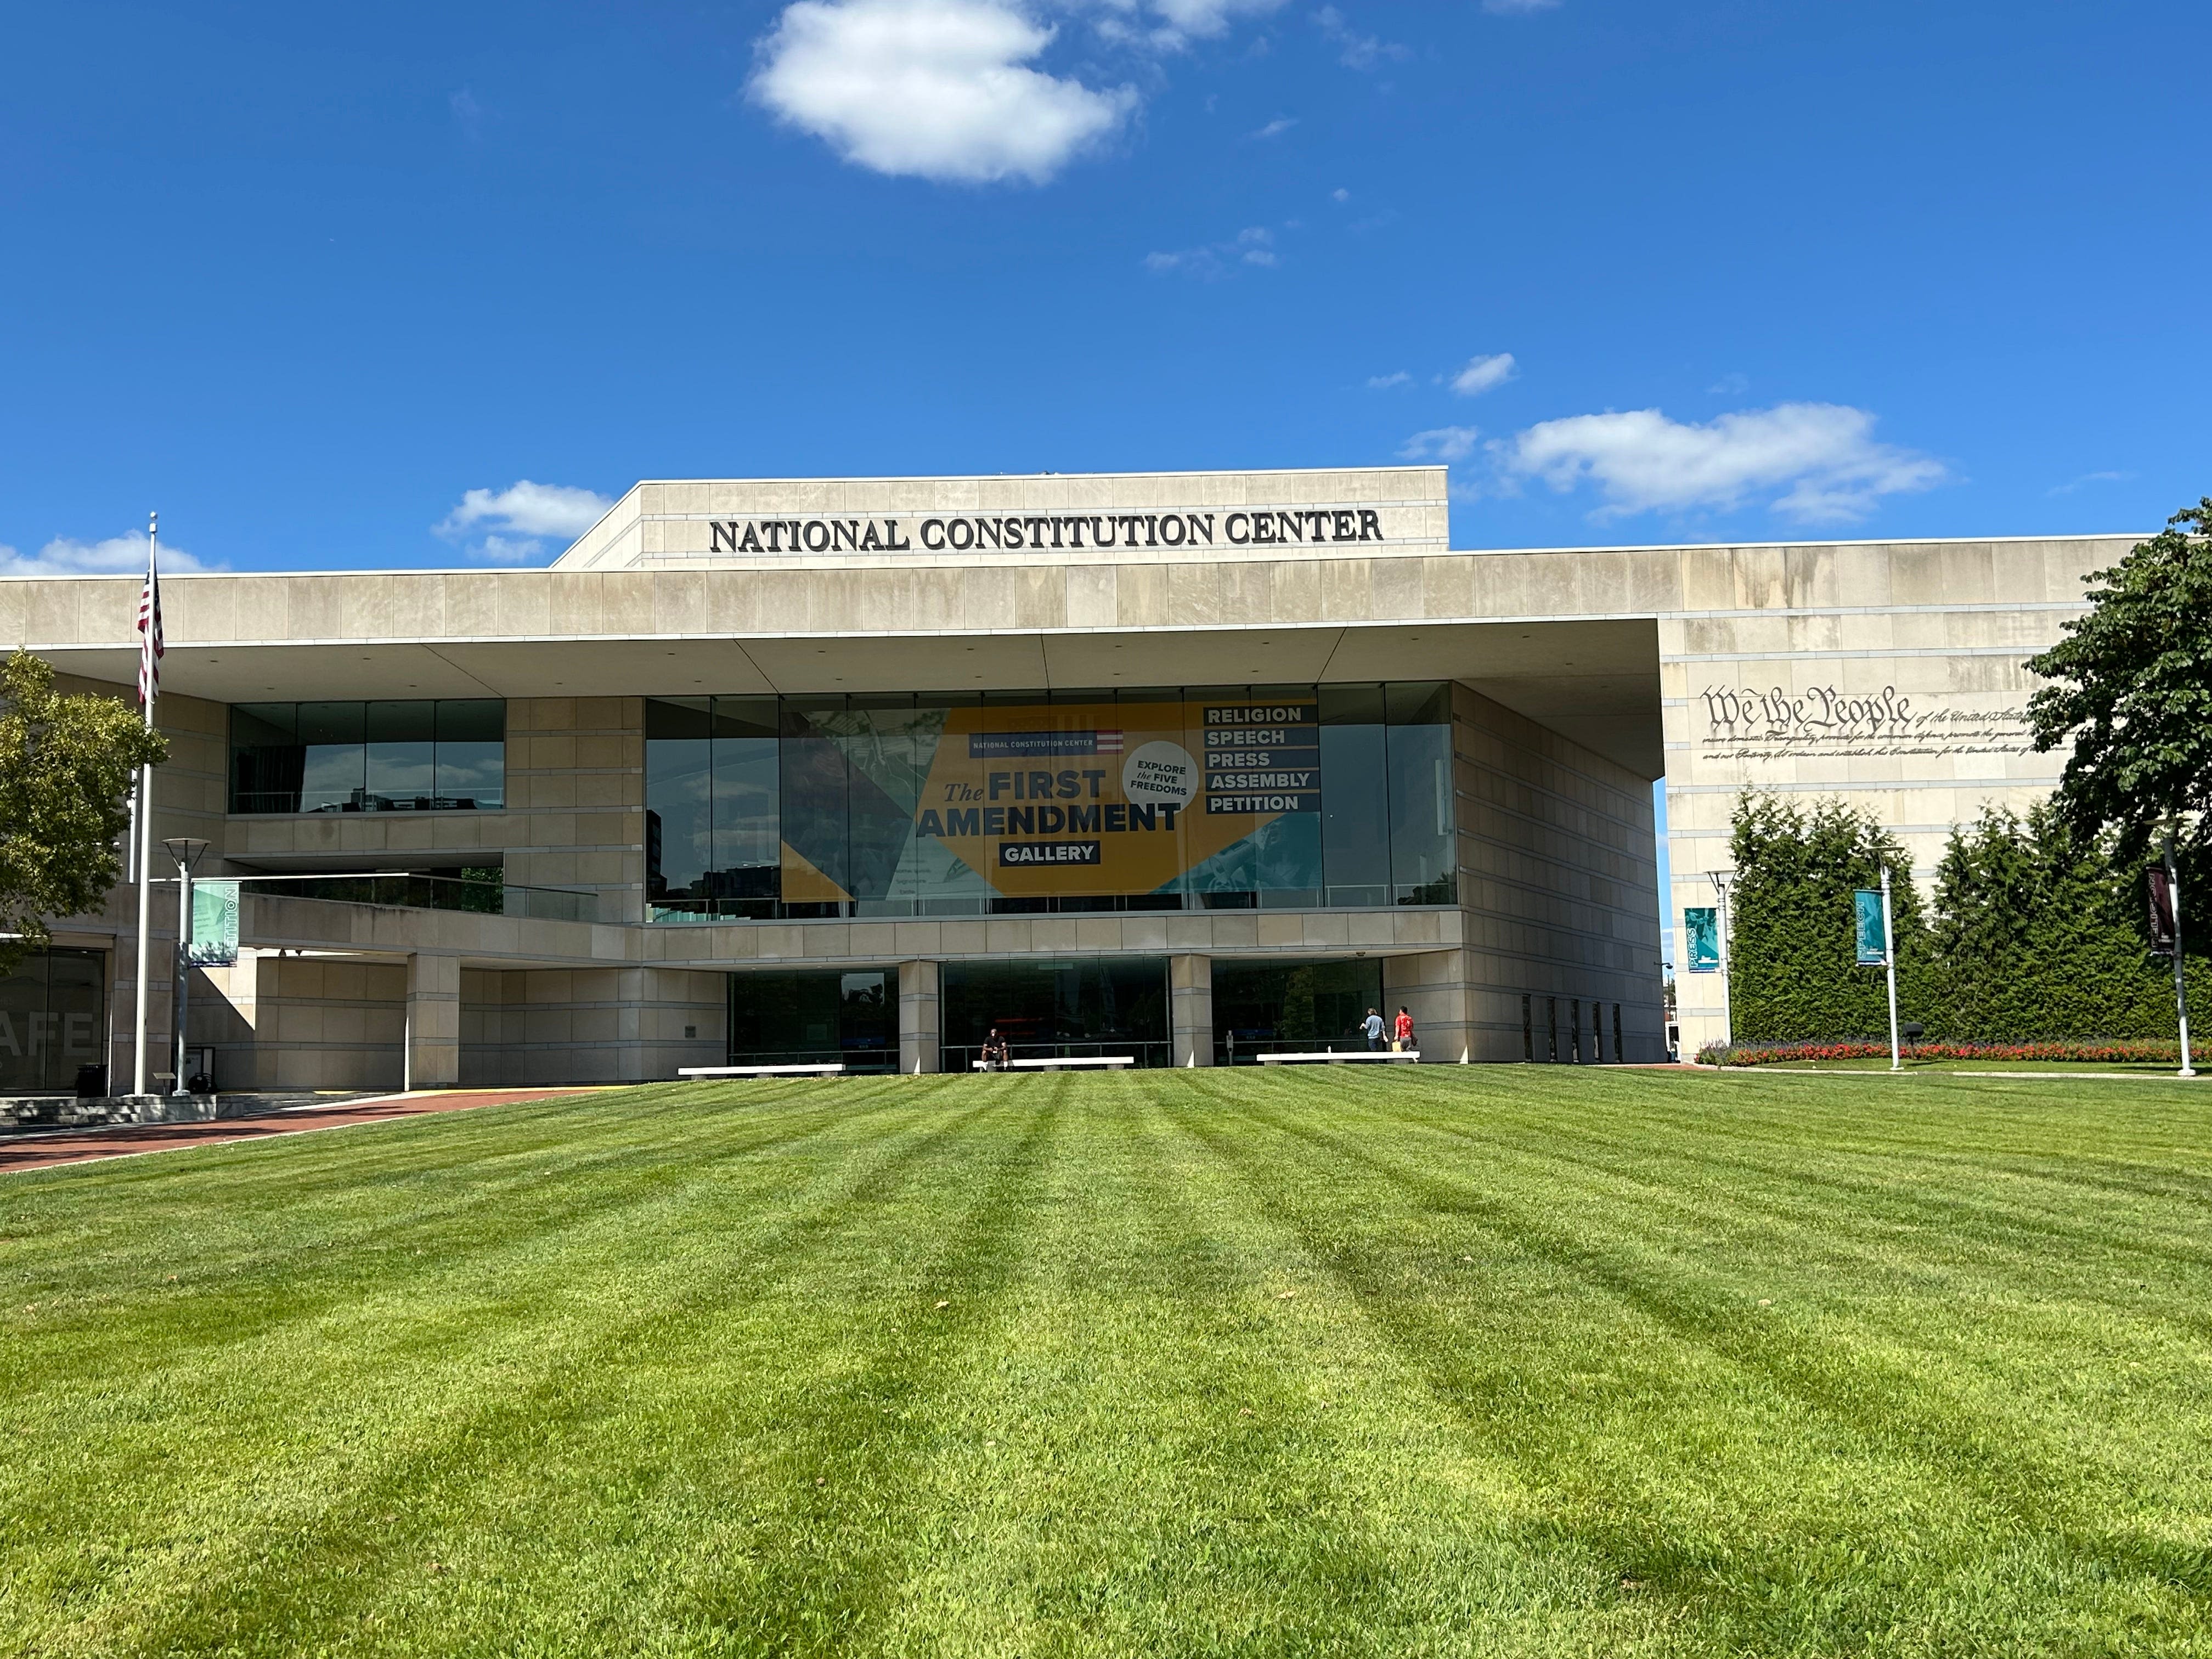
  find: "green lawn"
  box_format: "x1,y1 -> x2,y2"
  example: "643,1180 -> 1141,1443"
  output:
4,1070 -> 2210,1657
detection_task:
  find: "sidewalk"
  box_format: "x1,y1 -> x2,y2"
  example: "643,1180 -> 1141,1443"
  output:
0,1087 -> 618,1177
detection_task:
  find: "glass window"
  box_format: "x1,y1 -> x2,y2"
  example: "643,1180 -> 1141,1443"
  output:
1319,685 -> 1389,906
230,700 -> 503,814
365,701 -> 436,805
436,700 -> 505,808
709,698 -> 780,913
641,682 -> 1458,921
778,699 -> 850,916
725,967 -> 895,1071
645,698 -> 712,907
297,702 -> 366,812
230,703 -> 302,814
0,948 -> 107,1093
940,957 -> 1170,1069
1386,682 -> 1455,905
1211,957 -> 1383,1063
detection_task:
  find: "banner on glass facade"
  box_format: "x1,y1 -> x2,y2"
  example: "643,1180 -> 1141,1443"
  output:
1854,888 -> 1888,965
646,684 -> 1455,918
827,696 -> 1318,901
188,880 -> 241,967
1683,906 -> 1719,972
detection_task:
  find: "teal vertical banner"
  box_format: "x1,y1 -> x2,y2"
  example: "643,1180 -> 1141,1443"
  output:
188,880 -> 241,967
1684,906 -> 1719,972
1854,888 -> 1887,964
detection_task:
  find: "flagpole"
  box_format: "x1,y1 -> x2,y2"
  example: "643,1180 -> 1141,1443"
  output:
131,513 -> 158,1102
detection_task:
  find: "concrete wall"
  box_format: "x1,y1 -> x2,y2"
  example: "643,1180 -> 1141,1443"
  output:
1658,537 -> 2121,1054
460,967 -> 725,1086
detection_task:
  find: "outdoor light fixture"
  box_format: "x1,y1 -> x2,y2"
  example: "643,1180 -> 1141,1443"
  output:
163,838 -> 211,1102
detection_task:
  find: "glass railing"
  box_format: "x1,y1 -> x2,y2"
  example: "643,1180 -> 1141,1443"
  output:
248,873 -> 598,924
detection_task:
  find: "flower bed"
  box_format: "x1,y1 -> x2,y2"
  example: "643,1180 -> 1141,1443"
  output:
1694,1037 -> 2186,1068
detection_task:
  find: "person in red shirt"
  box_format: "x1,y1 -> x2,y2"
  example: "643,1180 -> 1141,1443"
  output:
1392,1007 -> 1415,1052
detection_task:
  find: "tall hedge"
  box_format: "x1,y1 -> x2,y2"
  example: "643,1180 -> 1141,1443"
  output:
1728,794 -> 1933,1042
1724,791 -> 2206,1043
1925,802 -> 2206,1041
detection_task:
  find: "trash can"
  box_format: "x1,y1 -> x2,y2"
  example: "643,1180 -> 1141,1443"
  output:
75,1063 -> 108,1100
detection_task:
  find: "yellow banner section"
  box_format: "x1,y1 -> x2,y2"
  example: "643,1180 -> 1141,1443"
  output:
913,697 -> 1304,898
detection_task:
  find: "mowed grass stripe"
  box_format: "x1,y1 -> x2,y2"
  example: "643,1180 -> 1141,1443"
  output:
1180,1074 -> 2212,1646
3,1069 -> 2210,1656
3,1082 -> 1015,1654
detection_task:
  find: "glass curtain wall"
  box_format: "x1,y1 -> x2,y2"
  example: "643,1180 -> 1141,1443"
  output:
0,949 -> 107,1093
645,684 -> 1457,921
1211,957 -> 1385,1063
726,968 -> 894,1071
940,958 -> 1171,1069
230,701 -> 505,812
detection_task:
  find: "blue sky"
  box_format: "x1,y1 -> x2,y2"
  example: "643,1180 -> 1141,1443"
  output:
1,1 -> 2204,576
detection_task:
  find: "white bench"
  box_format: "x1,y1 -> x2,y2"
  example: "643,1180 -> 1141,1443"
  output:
679,1063 -> 846,1079
1259,1050 -> 1421,1065
972,1056 -> 1135,1071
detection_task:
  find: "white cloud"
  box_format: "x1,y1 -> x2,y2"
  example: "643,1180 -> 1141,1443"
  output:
0,534 -> 219,578
1331,186 -> 1350,202
1707,371 -> 1749,396
1482,0 -> 1560,13
1146,224 -> 1278,276
1146,0 -> 1288,43
1250,115 -> 1296,138
1399,425 -> 1481,462
1450,352 -> 1517,396
1313,5 -> 1407,69
752,0 -> 1136,184
2047,469 -> 2136,496
1367,370 -> 1412,389
1493,403 -> 1946,524
435,480 -> 612,563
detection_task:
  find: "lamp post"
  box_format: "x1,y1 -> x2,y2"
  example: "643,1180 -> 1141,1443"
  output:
1707,870 -> 1734,1048
163,837 -> 209,1101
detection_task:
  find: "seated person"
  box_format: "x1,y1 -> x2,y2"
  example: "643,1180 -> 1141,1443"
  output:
979,1027 -> 1011,1070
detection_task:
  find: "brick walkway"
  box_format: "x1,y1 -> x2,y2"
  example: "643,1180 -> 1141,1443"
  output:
0,1087 -> 617,1177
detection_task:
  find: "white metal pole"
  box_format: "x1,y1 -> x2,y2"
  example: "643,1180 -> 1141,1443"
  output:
130,514 -> 157,1101
2168,828 -> 2196,1079
1713,877 -> 1734,1048
1881,865 -> 1901,1071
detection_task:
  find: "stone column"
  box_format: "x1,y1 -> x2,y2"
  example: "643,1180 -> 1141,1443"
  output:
899,960 -> 941,1075
404,952 -> 462,1092
1170,953 -> 1214,1068
1383,949 -> 1475,1063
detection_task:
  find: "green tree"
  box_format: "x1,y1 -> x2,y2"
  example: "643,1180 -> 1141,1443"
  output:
1728,793 -> 1931,1042
1925,803 -> 2194,1040
2028,498 -> 2212,865
0,653 -> 168,972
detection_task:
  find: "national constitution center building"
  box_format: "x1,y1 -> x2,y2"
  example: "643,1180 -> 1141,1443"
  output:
1,467 -> 2124,1091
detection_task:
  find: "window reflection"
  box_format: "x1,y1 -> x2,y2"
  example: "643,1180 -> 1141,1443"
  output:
644,684 -> 1456,922
230,700 -> 504,812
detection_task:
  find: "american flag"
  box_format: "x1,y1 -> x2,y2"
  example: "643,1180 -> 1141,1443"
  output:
1096,729 -> 1124,753
137,524 -> 163,708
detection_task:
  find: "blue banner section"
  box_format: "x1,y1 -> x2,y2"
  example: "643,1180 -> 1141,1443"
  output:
1855,888 -> 1888,964
1684,906 -> 1719,972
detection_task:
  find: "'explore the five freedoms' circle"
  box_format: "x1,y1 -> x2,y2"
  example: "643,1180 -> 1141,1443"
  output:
1121,742 -> 1198,810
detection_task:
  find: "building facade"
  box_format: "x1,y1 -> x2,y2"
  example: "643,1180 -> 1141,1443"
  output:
0,467 -> 2124,1092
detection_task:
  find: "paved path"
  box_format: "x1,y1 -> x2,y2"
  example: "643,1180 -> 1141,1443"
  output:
0,1087 -> 617,1177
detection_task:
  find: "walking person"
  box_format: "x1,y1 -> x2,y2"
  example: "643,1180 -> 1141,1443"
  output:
1362,1008 -> 1385,1052
1393,1006 -> 1415,1053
